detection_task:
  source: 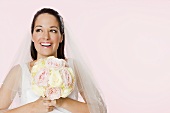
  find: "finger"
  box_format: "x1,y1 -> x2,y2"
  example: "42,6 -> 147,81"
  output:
50,99 -> 57,106
43,97 -> 52,103
43,100 -> 51,103
48,107 -> 54,112
47,106 -> 54,112
49,106 -> 55,109
43,102 -> 54,107
43,102 -> 50,107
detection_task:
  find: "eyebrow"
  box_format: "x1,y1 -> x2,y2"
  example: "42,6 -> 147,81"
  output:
35,25 -> 42,28
34,25 -> 59,29
50,26 -> 59,29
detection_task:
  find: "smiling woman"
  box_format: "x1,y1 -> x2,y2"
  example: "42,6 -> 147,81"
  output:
32,13 -> 63,59
0,8 -> 107,113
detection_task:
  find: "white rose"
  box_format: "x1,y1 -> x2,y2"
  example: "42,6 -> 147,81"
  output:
32,84 -> 45,97
48,69 -> 63,87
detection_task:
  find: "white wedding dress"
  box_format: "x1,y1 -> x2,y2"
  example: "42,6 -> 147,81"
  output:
19,60 -> 78,113
6,59 -> 107,113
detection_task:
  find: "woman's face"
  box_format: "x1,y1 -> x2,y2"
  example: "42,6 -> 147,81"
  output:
32,13 -> 62,59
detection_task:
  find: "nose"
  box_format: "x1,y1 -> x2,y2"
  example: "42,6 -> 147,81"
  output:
43,30 -> 50,40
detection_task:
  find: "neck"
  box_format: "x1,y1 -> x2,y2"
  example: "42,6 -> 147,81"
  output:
37,53 -> 57,60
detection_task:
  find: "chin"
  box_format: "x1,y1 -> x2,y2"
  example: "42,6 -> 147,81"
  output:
45,54 -> 56,57
39,52 -> 56,57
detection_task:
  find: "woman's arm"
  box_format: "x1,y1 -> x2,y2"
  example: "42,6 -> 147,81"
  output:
0,65 -> 53,113
56,97 -> 89,113
0,65 -> 21,110
2,97 -> 54,113
1,102 -> 34,113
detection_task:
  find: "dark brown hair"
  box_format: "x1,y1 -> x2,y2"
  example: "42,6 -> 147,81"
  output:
30,8 -> 65,60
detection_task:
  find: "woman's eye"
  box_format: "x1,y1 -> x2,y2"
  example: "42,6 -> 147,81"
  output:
50,29 -> 57,33
35,29 -> 42,32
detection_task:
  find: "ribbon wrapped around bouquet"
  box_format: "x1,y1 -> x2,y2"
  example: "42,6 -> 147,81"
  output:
31,56 -> 76,100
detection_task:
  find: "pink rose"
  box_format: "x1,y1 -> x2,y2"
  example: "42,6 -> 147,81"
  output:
46,87 -> 61,100
35,68 -> 49,86
46,58 -> 65,69
60,68 -> 73,87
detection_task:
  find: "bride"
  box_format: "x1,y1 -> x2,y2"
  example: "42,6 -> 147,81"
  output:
0,8 -> 107,113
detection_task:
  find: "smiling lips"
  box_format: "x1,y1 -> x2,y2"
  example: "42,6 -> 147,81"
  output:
40,42 -> 52,47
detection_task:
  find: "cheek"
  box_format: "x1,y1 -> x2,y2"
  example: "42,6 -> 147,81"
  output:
32,34 -> 41,42
51,35 -> 61,43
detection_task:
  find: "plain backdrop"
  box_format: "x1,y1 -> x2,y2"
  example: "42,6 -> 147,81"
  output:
0,0 -> 170,113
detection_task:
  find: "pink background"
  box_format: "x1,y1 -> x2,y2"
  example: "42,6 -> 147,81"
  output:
0,0 -> 170,113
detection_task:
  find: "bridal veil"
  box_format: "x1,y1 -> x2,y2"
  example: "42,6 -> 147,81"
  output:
0,8 -> 107,113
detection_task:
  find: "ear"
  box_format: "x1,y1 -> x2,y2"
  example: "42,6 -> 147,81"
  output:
60,34 -> 64,43
31,38 -> 34,42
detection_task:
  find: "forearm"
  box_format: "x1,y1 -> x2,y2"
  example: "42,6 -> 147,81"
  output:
0,103 -> 34,113
58,98 -> 90,113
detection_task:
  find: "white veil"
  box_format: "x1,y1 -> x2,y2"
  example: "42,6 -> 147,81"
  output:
0,33 -> 32,111
0,12 -> 107,113
65,24 -> 107,113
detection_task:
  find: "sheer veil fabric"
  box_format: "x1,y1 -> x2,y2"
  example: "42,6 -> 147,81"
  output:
65,25 -> 107,113
0,18 -> 107,113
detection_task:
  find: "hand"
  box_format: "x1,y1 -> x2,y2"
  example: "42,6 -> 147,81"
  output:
50,98 -> 65,108
31,97 -> 55,113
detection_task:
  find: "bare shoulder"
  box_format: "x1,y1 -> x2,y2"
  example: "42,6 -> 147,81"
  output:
10,64 -> 22,72
1,64 -> 22,88
12,64 -> 21,69
5,64 -> 22,79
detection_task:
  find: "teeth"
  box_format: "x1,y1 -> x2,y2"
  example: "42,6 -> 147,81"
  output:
41,43 -> 51,46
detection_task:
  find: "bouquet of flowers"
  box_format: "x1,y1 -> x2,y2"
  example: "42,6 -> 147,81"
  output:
31,56 -> 75,100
